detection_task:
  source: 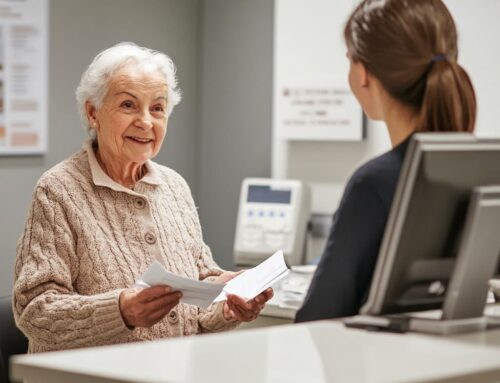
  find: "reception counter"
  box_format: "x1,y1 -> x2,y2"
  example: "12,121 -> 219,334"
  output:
11,319 -> 500,383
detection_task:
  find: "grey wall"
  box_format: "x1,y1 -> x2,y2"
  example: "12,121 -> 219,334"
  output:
0,0 -> 200,296
198,0 -> 273,269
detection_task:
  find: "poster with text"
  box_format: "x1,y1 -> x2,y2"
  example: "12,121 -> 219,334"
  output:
0,0 -> 48,155
277,79 -> 363,141
274,0 -> 363,142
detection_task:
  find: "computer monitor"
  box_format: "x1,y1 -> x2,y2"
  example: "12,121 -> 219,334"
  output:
360,133 -> 500,323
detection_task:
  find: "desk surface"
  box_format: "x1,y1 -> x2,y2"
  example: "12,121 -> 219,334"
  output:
260,299 -> 296,319
11,320 -> 500,383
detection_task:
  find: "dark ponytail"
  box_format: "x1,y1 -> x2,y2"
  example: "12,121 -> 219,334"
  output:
345,0 -> 476,133
418,60 -> 476,132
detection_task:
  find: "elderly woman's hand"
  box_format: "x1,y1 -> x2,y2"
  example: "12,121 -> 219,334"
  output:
214,270 -> 274,322
119,286 -> 182,328
223,288 -> 274,322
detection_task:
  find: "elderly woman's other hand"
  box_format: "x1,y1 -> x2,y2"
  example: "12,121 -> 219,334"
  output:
223,288 -> 274,322
119,285 -> 182,328
214,270 -> 244,284
214,270 -> 274,322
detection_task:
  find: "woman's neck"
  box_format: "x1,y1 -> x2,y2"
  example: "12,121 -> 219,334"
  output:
95,147 -> 144,189
383,100 -> 418,148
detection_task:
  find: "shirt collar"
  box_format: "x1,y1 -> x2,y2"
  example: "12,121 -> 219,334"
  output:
83,139 -> 162,193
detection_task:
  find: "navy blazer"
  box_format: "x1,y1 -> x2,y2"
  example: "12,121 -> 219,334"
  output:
295,138 -> 410,322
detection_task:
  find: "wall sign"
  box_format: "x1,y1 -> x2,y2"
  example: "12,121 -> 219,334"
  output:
277,80 -> 363,141
273,0 -> 363,143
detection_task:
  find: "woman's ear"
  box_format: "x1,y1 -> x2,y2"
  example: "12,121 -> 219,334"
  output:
350,60 -> 385,121
349,59 -> 370,92
85,101 -> 99,131
360,62 -> 369,88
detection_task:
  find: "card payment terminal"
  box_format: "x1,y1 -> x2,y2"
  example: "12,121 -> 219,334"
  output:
234,178 -> 311,266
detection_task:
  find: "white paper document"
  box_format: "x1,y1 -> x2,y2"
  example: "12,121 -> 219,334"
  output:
136,250 -> 289,309
214,250 -> 289,302
135,262 -> 224,310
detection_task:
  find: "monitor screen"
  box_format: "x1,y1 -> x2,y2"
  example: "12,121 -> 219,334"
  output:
361,134 -> 500,316
247,185 -> 292,204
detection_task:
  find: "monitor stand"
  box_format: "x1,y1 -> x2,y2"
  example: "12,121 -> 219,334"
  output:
344,313 -> 500,335
407,316 -> 489,335
346,186 -> 500,335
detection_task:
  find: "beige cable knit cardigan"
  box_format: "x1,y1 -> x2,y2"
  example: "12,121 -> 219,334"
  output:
13,140 -> 237,353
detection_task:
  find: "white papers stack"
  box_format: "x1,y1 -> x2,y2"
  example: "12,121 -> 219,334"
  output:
214,250 -> 289,302
135,250 -> 289,309
135,262 -> 224,309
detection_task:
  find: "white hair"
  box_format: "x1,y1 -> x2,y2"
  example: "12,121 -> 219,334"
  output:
75,42 -> 182,137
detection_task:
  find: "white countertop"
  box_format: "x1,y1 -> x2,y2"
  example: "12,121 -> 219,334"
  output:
11,320 -> 500,383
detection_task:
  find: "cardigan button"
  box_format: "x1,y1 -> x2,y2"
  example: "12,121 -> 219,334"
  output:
133,198 -> 146,209
144,232 -> 157,244
168,310 -> 179,324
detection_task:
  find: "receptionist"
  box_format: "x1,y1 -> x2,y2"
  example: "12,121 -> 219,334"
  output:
296,0 -> 476,322
13,42 -> 272,353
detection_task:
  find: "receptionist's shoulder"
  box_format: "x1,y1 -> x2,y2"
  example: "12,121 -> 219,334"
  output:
352,146 -> 405,186
346,140 -> 409,209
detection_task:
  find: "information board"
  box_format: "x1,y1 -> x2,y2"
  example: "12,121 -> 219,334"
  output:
0,0 -> 48,155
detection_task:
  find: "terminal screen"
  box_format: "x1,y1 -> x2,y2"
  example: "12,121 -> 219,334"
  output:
247,185 -> 291,204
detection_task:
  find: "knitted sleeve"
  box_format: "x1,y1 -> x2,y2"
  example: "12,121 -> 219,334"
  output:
13,185 -> 131,351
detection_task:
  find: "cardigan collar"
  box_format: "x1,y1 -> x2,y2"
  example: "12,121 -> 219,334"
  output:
83,139 -> 162,193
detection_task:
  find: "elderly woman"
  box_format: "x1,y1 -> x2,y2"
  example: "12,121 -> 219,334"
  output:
13,42 -> 272,353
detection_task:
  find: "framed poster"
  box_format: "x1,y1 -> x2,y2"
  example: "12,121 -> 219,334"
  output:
0,0 -> 48,155
276,79 -> 363,141
273,0 -> 363,142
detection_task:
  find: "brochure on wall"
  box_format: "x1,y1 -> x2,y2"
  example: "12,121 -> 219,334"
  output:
0,0 -> 48,155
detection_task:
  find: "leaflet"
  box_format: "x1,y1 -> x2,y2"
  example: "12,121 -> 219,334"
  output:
214,250 -> 289,302
135,262 -> 224,310
136,250 -> 289,309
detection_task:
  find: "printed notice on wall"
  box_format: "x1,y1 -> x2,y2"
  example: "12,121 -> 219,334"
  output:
276,80 -> 363,141
0,0 -> 48,155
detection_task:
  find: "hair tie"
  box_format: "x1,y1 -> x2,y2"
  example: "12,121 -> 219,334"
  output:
431,54 -> 448,63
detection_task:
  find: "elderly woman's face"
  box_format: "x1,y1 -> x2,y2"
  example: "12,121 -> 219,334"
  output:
90,66 -> 169,165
